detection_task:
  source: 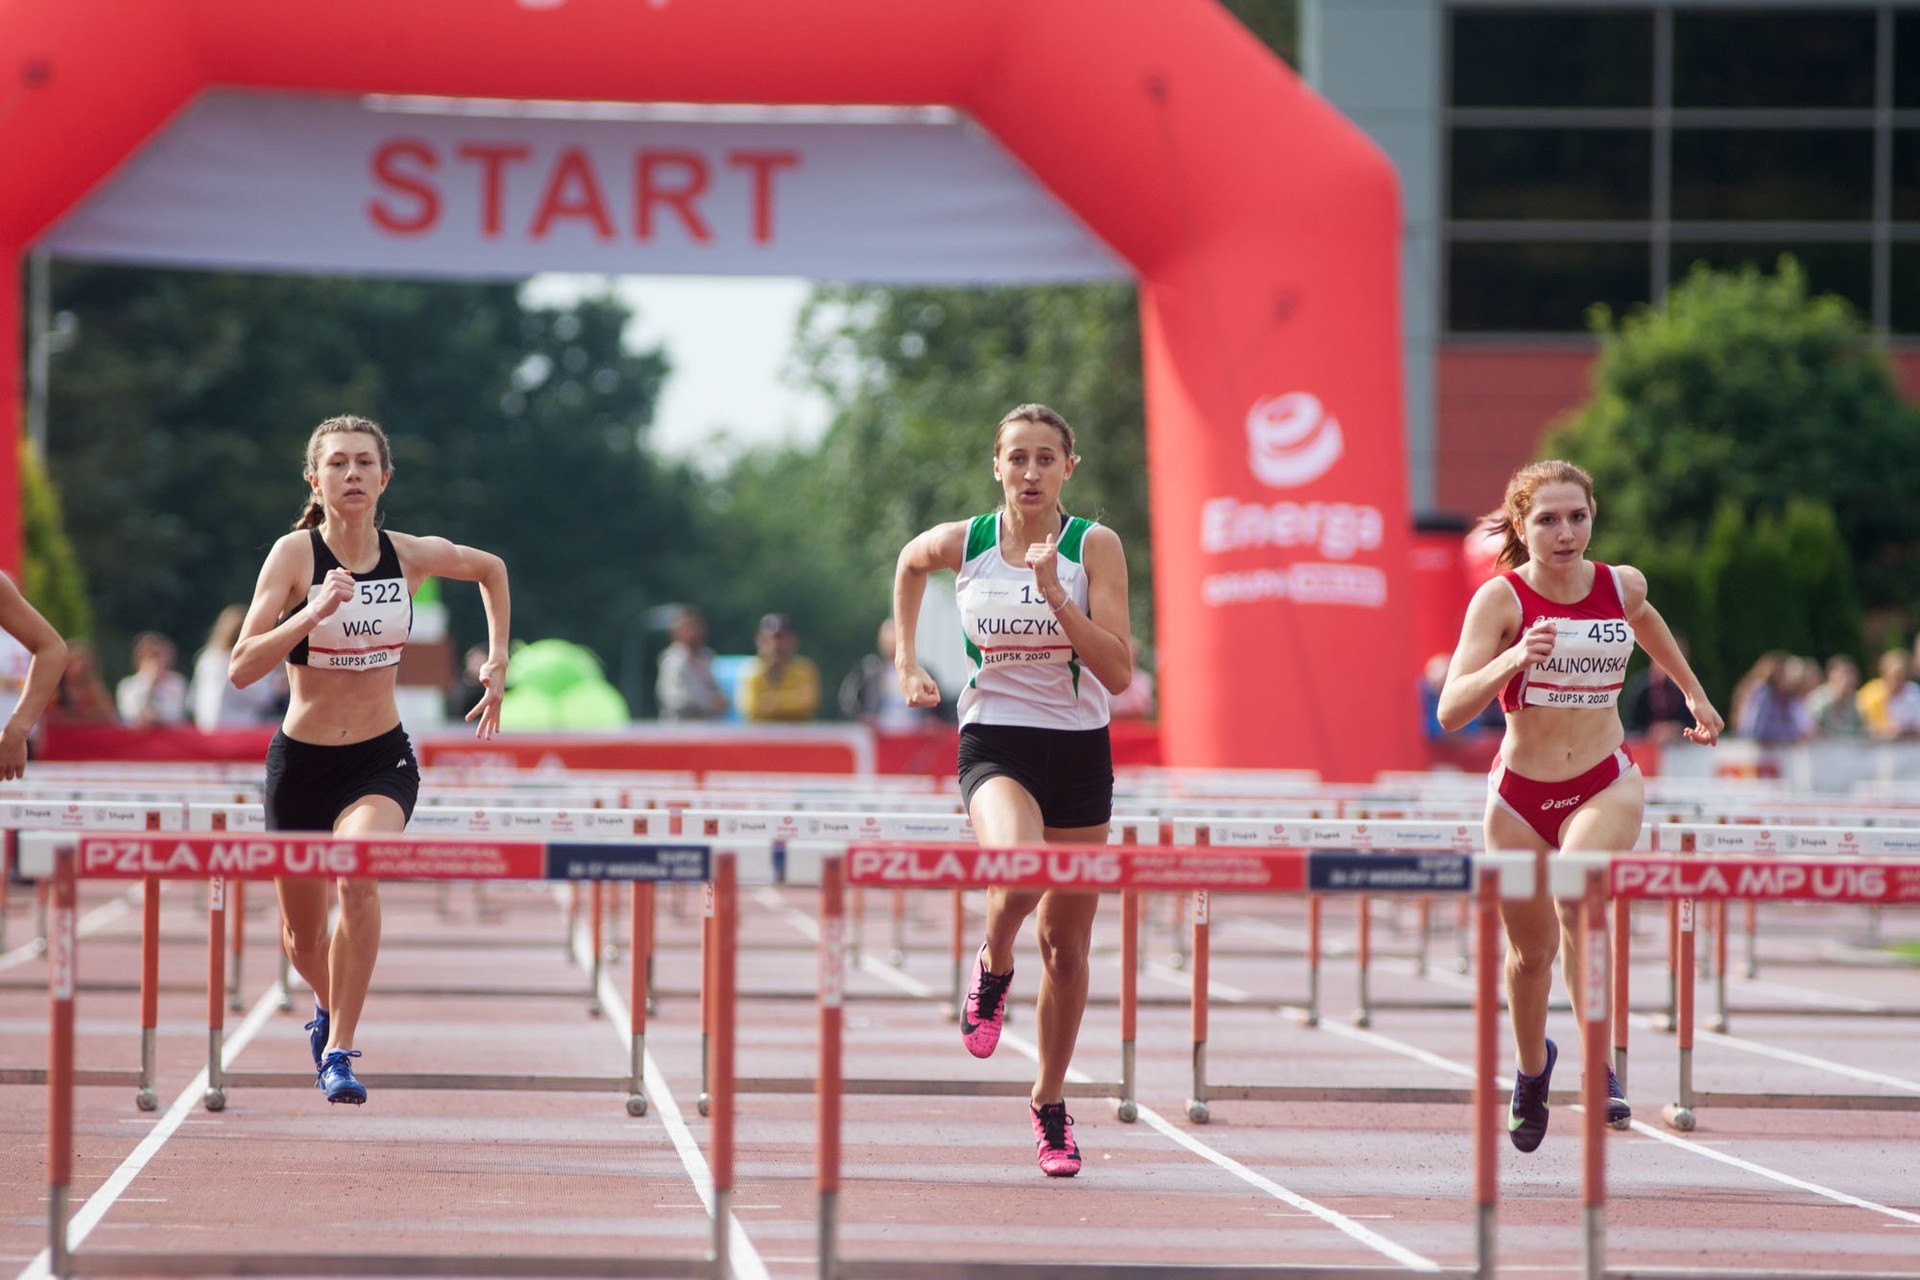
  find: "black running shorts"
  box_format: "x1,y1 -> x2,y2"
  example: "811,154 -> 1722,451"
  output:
956,722 -> 1113,829
264,724 -> 421,833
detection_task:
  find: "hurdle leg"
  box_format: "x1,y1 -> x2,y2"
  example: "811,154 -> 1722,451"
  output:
276,946 -> 293,1012
1651,897 -> 1677,1032
1168,892 -> 1187,970
37,877 -> 50,953
1413,895 -> 1431,977
137,876 -> 160,1111
626,882 -> 652,1116
1662,896 -> 1697,1131
1611,896 -> 1631,1118
710,856 -> 737,1280
1186,889 -> 1210,1123
565,882 -> 582,959
1472,868 -> 1501,1280
1741,899 -> 1758,979
48,848 -> 77,1280
585,882 -> 605,1017
1294,895 -> 1322,1027
816,857 -> 846,1280
948,890 -> 965,1020
698,881 -> 715,1117
849,885 -> 865,965
205,878 -> 229,1111
888,888 -> 906,967
601,882 -> 621,963
0,831 -> 12,953
1352,894 -> 1373,1027
1709,899 -> 1729,1034
1116,889 -> 1138,1123
1455,894 -> 1471,974
227,879 -> 246,1013
1580,869 -> 1609,1280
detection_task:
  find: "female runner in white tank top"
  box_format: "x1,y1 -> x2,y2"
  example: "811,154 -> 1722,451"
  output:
1439,459 -> 1721,1151
229,415 -> 511,1105
892,403 -> 1133,1178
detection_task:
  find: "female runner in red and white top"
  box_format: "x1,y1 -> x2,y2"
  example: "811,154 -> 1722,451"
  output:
1438,459 -> 1721,1152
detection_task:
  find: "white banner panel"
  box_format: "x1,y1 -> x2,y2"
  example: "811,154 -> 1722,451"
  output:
46,93 -> 1129,283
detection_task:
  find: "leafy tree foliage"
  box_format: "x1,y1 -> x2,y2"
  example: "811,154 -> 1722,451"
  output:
19,443 -> 91,640
788,284 -> 1150,650
44,264 -> 680,684
1546,258 -> 1920,613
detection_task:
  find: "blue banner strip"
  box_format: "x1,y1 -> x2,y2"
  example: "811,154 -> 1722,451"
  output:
544,842 -> 712,882
1307,851 -> 1472,894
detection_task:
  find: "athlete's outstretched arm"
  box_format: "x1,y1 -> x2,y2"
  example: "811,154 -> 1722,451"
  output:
1618,565 -> 1722,745
0,573 -> 66,780
892,521 -> 967,709
230,533 -> 335,690
1437,576 -> 1547,732
396,533 -> 511,738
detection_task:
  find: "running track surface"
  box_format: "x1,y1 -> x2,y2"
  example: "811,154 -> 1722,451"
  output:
4,877 -> 1919,1278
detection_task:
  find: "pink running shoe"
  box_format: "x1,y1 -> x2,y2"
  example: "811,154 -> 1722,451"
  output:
960,944 -> 1013,1059
1030,1100 -> 1082,1177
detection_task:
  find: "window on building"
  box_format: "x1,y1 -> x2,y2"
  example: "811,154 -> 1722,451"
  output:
1445,4 -> 1904,337
1450,128 -> 1652,221
1450,9 -> 1652,108
1673,8 -> 1875,109
1671,130 -> 1875,222
1449,241 -> 1650,333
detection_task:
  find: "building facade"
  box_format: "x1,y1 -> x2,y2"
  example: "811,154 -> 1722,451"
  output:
1304,0 -> 1920,517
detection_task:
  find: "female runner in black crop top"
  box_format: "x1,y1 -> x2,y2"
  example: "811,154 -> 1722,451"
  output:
229,414 -> 510,1105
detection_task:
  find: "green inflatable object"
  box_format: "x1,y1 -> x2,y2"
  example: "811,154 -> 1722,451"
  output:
499,639 -> 629,729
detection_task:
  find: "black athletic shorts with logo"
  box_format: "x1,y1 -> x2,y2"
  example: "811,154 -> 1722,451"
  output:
264,724 -> 421,832
956,723 -> 1113,829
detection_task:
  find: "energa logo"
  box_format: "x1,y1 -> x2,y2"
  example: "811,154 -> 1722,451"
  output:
1247,392 -> 1342,489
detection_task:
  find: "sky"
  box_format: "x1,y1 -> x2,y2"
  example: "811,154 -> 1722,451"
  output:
520,273 -> 835,461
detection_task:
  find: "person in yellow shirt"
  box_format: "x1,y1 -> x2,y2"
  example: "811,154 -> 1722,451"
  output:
736,613 -> 820,722
1856,648 -> 1920,740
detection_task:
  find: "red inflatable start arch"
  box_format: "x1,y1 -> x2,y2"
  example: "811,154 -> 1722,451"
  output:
0,0 -> 1418,779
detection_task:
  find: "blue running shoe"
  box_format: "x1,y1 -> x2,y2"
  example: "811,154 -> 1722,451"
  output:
1508,1037 -> 1556,1153
303,1008 -> 329,1070
318,1049 -> 366,1105
1605,1063 -> 1631,1129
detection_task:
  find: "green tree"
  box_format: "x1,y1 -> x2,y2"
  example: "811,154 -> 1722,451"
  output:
1546,257 -> 1920,613
45,264 -> 681,683
18,442 -> 91,639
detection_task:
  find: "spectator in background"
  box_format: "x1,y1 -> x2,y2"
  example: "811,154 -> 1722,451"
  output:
1623,638 -> 1696,744
1804,655 -> 1865,738
738,613 -> 820,722
655,606 -> 731,721
116,631 -> 189,727
1858,648 -> 1920,740
1733,652 -> 1812,746
51,641 -> 115,724
191,604 -> 284,731
446,643 -> 491,723
840,617 -> 933,729
1106,637 -> 1157,720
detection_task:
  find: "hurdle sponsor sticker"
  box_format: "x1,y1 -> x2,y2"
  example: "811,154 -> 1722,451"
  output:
1307,852 -> 1472,893
544,841 -> 710,882
844,844 -> 1306,891
73,833 -> 548,880
1611,857 -> 1920,903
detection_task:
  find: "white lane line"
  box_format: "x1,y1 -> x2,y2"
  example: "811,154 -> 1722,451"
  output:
1329,945 -> 1920,1091
756,885 -> 1441,1273
12,983 -> 281,1280
0,894 -> 135,972
998,1024 -> 1442,1274
578,915 -> 771,1280
1299,1012 -> 1920,1228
